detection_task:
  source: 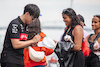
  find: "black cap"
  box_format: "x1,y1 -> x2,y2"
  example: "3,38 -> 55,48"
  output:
78,14 -> 86,26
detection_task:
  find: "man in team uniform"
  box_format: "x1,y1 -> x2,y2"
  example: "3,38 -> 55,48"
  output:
1,4 -> 41,67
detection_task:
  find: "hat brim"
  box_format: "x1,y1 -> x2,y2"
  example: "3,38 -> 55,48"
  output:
39,14 -> 42,16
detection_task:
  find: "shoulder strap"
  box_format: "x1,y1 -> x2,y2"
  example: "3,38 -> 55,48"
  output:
94,33 -> 100,41
65,26 -> 69,35
88,34 -> 93,42
88,33 -> 100,42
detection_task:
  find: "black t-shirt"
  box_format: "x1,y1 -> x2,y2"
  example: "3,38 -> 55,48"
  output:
1,16 -> 28,65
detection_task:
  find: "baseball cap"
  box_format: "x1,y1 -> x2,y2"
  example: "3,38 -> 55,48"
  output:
39,14 -> 42,16
78,14 -> 86,26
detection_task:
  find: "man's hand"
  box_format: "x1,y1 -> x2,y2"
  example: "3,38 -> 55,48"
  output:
32,43 -> 37,47
32,34 -> 41,43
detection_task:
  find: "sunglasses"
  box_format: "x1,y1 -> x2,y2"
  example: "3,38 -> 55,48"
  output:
31,12 -> 37,20
62,9 -> 72,15
31,16 -> 35,20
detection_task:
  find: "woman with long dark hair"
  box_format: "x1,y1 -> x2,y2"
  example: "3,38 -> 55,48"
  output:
85,15 -> 100,67
61,8 -> 85,67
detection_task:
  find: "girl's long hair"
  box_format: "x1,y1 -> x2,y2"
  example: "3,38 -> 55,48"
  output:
62,8 -> 81,27
28,18 -> 41,40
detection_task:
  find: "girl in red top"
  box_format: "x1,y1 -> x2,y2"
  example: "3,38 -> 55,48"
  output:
23,19 -> 54,67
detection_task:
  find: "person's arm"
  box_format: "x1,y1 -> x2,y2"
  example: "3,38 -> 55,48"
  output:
9,21 -> 41,49
11,35 -> 41,49
72,26 -> 83,51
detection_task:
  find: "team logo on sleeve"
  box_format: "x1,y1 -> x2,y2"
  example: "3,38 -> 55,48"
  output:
20,33 -> 28,40
12,24 -> 18,33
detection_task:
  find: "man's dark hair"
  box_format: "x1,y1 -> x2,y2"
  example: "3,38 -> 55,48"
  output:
62,8 -> 81,27
24,4 -> 40,18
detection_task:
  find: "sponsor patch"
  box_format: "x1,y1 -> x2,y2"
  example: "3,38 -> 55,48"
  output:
20,33 -> 28,40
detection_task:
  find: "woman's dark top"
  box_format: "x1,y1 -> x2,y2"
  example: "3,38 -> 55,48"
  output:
61,25 -> 85,67
85,34 -> 100,67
